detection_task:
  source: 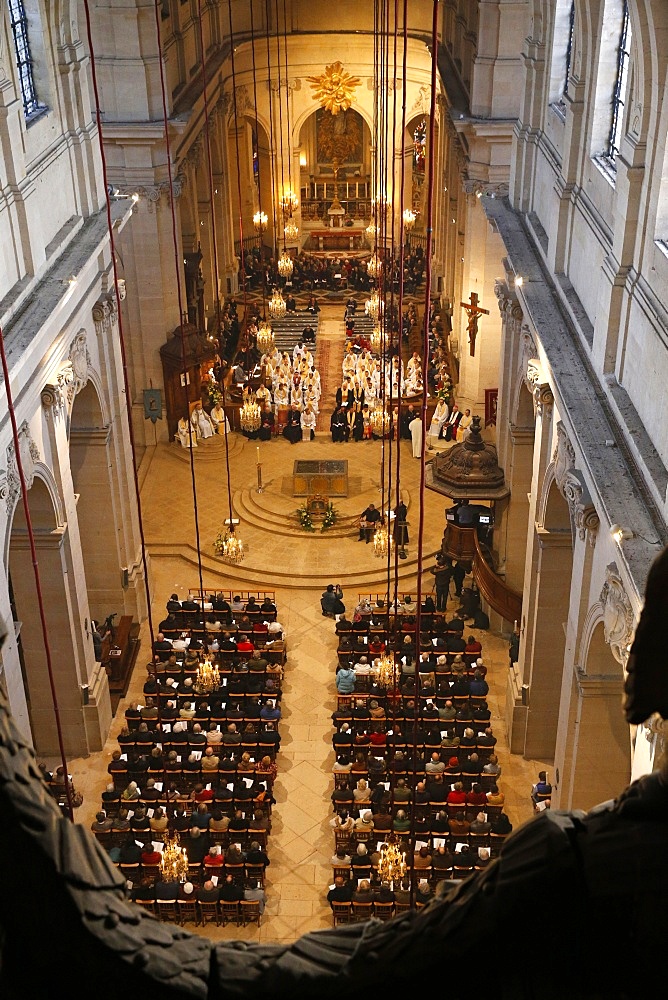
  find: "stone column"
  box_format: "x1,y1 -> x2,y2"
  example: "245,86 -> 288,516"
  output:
509,8 -> 547,212
506,373 -> 556,751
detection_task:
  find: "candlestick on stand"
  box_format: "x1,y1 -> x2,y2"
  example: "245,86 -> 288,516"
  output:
256,448 -> 264,494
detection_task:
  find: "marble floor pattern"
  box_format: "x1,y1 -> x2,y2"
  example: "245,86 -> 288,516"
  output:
67,303 -> 549,945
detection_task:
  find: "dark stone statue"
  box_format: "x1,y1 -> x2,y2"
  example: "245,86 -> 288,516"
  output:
2,548 -> 668,997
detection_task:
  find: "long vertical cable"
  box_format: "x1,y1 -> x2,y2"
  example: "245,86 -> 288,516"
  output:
195,0 -> 229,624
250,2 -> 269,325
414,1 -> 440,693
148,0 -> 204,641
224,0 -> 247,535
274,0 -> 288,259
265,0 -> 279,266
0,329 -> 74,820
81,0 -> 158,682
281,0 -> 295,228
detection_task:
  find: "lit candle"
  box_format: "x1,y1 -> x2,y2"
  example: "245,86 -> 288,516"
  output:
256,446 -> 260,463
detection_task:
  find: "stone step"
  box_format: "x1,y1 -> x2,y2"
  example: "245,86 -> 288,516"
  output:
147,540 -> 428,592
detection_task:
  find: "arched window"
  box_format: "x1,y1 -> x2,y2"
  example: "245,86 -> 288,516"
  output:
607,0 -> 632,161
548,0 -> 576,110
7,0 -> 44,119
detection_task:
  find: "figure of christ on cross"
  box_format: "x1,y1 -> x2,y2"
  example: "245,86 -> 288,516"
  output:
460,292 -> 490,357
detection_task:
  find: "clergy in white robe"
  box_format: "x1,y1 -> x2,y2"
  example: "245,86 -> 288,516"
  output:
429,398 -> 449,440
191,405 -> 215,440
409,413 -> 423,458
300,405 -> 316,441
178,416 -> 197,448
210,403 -> 231,435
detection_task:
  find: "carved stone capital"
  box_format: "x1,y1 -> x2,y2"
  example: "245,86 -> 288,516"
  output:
92,295 -> 118,333
600,563 -> 635,667
526,358 -> 553,409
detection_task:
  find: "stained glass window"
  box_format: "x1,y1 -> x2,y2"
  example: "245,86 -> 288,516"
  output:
608,0 -> 631,161
413,120 -> 426,173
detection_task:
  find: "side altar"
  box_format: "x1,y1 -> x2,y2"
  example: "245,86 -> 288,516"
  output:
293,460 -> 348,497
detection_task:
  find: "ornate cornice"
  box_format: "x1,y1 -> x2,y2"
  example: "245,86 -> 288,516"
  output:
42,331 -> 91,422
2,423 -> 40,513
552,422 -> 599,543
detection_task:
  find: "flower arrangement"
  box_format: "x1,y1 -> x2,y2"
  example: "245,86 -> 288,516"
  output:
296,505 -> 316,532
322,502 -> 337,531
207,384 -> 223,408
296,502 -> 338,533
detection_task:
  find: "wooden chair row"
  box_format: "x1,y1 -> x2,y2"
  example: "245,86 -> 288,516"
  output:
133,896 -> 261,927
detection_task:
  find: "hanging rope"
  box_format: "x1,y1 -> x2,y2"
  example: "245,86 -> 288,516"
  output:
250,2 -> 269,323
81,0 -> 158,677
149,0 -> 206,649
274,0 -> 288,256
223,0 -> 248,536
265,0 -> 279,263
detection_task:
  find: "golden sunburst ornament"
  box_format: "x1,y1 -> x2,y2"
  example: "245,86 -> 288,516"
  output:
307,61 -> 361,115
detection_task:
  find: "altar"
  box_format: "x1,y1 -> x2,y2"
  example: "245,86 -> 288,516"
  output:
293,459 -> 348,497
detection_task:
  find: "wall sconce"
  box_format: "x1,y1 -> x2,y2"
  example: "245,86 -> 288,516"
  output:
610,524 -> 634,543
299,152 -> 307,167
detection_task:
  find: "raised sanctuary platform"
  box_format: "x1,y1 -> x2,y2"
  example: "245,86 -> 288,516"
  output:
293,459 -> 349,497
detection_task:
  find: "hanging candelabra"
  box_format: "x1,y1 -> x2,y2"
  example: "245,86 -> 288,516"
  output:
196,656 -> 221,694
367,253 -> 383,279
253,210 -> 268,232
403,208 -> 416,231
377,839 -> 407,884
284,218 -> 299,242
257,318 -> 274,353
280,189 -> 299,215
277,249 -> 294,278
240,394 -> 262,433
220,526 -> 245,564
365,220 -> 377,244
370,324 -> 382,354
365,289 -> 382,320
370,405 -> 390,437
268,287 -> 287,318
373,522 -> 393,558
160,833 -> 189,882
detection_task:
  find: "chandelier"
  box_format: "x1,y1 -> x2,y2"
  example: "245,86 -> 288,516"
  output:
370,325 -> 382,354
280,189 -> 299,214
377,839 -> 407,884
367,253 -> 382,279
268,287 -> 287,319
220,528 -> 245,564
240,395 -> 262,433
277,250 -> 294,278
253,210 -> 268,232
365,220 -> 377,243
284,219 -> 299,242
196,657 -> 221,694
370,405 -> 390,437
256,319 -> 274,353
160,832 -> 189,882
403,208 -> 416,231
365,290 -> 382,320
372,194 -> 389,214
373,522 -> 393,558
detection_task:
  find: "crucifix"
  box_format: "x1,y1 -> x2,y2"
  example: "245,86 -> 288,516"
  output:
460,291 -> 490,357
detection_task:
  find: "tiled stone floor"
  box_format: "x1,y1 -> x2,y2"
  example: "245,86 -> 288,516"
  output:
68,304 -> 549,944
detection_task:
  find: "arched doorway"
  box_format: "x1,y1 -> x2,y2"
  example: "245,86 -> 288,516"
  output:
8,475 -> 89,757
560,620 -> 631,810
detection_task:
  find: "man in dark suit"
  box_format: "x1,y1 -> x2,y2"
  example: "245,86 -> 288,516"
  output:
327,875 -> 353,906
196,879 -> 220,904
155,880 -> 180,902
358,503 -> 381,543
